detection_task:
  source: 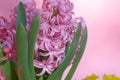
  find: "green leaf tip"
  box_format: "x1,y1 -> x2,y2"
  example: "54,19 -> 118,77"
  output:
16,1 -> 26,28
28,13 -> 40,80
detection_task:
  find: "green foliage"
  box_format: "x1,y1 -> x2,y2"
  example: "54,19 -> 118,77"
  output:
39,76 -> 44,80
16,2 -> 40,80
65,41 -> 70,55
65,27 -> 88,80
0,1 -> 88,80
28,13 -> 40,80
0,43 -> 18,80
0,44 -> 11,80
16,1 -> 26,28
16,23 -> 31,80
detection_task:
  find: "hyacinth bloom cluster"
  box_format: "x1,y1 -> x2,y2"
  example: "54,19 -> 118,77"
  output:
0,0 -> 87,79
34,0 -> 86,76
0,0 -> 38,61
0,17 -> 16,60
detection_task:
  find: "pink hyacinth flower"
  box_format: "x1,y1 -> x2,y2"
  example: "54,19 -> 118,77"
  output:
0,17 -> 16,60
0,0 -> 86,76
34,0 -> 86,76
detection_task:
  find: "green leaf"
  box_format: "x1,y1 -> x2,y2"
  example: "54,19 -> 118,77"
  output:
39,76 -> 43,80
0,44 -> 18,80
16,23 -> 31,80
65,41 -> 70,55
0,60 -> 11,80
28,13 -> 40,80
16,2 -> 26,28
47,23 -> 82,80
9,60 -> 18,80
0,44 -> 11,80
103,74 -> 120,80
0,44 -> 4,64
82,74 -> 99,80
65,27 -> 88,80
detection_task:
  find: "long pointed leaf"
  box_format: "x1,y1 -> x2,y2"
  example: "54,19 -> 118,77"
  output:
39,76 -> 43,80
65,41 -> 70,55
16,23 -> 31,80
0,44 -> 5,65
0,44 -> 11,80
47,23 -> 82,80
16,2 -> 26,28
65,28 -> 88,80
0,44 -> 18,80
28,13 -> 40,80
0,60 -> 11,80
10,60 -> 18,80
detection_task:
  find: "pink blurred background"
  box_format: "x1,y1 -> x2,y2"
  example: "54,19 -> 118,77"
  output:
0,0 -> 120,80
